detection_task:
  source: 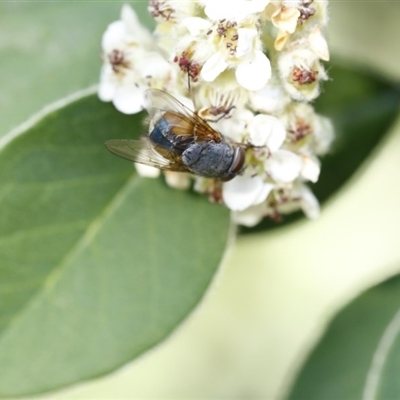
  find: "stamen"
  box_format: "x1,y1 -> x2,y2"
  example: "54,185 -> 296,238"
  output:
292,67 -> 318,84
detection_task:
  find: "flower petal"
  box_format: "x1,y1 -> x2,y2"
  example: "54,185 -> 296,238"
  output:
98,66 -> 117,101
300,185 -> 320,219
205,0 -> 269,21
271,6 -> 300,33
301,155 -> 320,183
312,115 -> 334,155
309,26 -> 330,61
236,28 -> 257,58
181,17 -> 212,36
266,150 -> 302,183
274,29 -> 290,51
164,171 -> 191,190
101,21 -> 125,52
248,114 -> 286,151
136,51 -> 171,79
121,3 -> 139,27
113,85 -> 145,114
216,109 -> 254,142
222,175 -> 272,212
246,0 -> 271,14
235,50 -> 271,91
121,4 -> 153,46
232,203 -> 266,227
134,163 -> 160,178
201,52 -> 228,82
204,1 -> 244,21
253,182 -> 274,205
250,82 -> 290,114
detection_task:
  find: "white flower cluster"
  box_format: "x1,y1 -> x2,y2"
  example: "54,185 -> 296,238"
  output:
99,0 -> 334,227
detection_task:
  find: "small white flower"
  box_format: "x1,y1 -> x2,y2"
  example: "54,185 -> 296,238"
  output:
222,175 -> 274,212
200,43 -> 271,91
196,78 -> 252,142
196,9 -> 272,90
135,163 -> 160,178
248,114 -> 286,150
263,2 -> 301,50
99,5 -> 171,114
266,150 -> 302,183
197,76 -> 249,112
280,101 -> 319,147
278,47 -> 327,101
164,171 -> 192,190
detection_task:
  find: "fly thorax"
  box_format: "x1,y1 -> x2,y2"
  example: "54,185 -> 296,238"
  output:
182,141 -> 234,178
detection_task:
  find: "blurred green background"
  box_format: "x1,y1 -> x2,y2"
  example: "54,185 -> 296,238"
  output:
1,1 -> 400,399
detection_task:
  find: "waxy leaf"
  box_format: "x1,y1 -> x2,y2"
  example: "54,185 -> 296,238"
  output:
0,1 -> 152,138
0,94 -> 231,396
287,274 -> 400,400
243,64 -> 400,234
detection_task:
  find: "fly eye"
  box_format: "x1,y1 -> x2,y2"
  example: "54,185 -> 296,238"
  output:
222,146 -> 246,181
229,147 -> 246,174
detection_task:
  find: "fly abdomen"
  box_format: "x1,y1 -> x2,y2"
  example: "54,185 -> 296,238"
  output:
150,113 -> 195,156
149,118 -> 176,152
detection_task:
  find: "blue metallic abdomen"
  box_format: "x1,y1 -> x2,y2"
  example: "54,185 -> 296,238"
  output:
149,118 -> 176,152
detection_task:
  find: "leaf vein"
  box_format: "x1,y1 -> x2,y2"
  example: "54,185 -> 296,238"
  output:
0,173 -> 141,342
362,307 -> 400,400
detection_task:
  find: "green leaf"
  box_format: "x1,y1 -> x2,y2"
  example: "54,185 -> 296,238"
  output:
242,63 -> 400,234
0,1 -> 153,138
0,93 -> 231,397
286,274 -> 400,400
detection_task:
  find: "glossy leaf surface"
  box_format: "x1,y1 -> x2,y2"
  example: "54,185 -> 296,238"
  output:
0,95 -> 231,396
287,274 -> 400,400
0,2 -> 152,138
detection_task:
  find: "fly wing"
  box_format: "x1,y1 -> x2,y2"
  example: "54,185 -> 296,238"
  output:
105,138 -> 189,172
144,89 -> 223,143
144,89 -> 196,121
